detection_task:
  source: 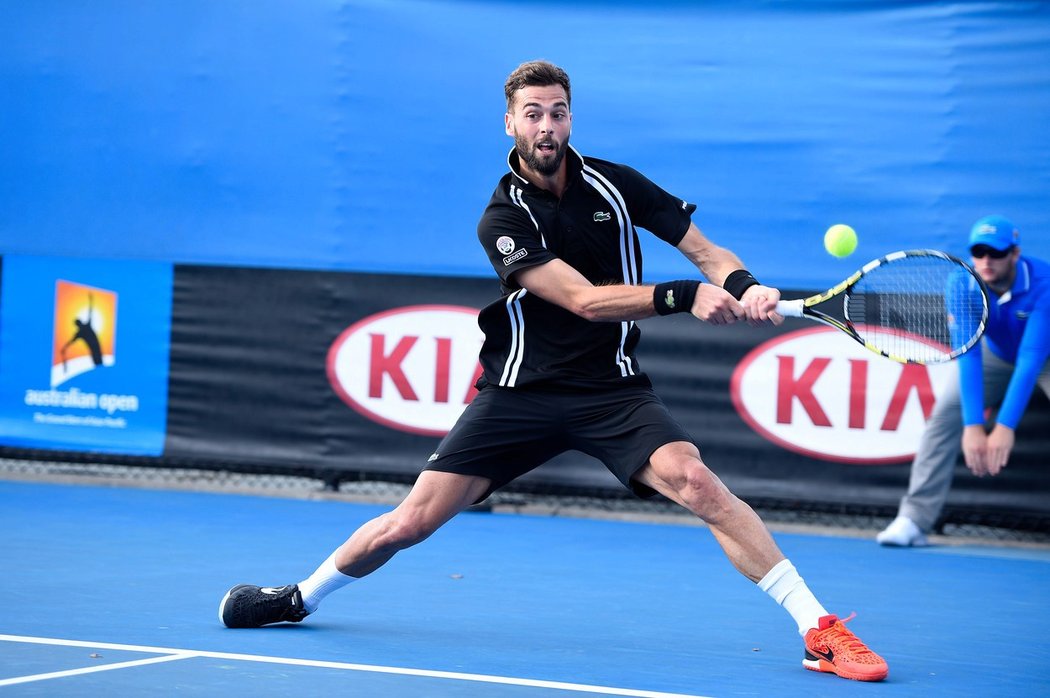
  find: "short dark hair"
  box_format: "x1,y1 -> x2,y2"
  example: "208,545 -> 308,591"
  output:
504,60 -> 571,111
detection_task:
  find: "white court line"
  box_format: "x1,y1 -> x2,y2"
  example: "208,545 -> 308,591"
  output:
0,652 -> 194,687
0,634 -> 713,698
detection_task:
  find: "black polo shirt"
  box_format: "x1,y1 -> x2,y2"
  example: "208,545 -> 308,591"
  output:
474,146 -> 697,391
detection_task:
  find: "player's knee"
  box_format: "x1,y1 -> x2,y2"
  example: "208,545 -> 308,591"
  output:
677,464 -> 733,520
381,510 -> 437,550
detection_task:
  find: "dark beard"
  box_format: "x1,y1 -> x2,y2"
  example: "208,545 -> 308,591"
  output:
514,133 -> 568,176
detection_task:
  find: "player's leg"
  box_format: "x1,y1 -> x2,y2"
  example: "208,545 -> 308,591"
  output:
634,443 -> 887,682
291,469 -> 491,614
567,387 -> 784,583
635,441 -> 781,581
329,470 -> 492,579
218,386 -> 569,628
219,470 -> 490,629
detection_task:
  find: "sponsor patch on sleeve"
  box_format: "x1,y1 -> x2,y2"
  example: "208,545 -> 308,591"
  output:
503,248 -> 528,266
496,236 -> 515,255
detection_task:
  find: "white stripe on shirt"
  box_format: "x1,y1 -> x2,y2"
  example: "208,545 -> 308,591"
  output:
499,289 -> 528,387
510,184 -> 547,247
582,166 -> 638,376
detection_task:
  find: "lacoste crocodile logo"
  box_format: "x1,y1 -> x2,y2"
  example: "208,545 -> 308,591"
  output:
664,290 -> 676,309
594,212 -> 611,222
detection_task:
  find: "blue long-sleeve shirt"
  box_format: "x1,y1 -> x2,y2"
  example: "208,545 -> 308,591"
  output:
958,256 -> 1050,428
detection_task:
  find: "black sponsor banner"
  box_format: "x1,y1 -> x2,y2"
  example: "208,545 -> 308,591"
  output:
160,265 -> 1050,521
166,266 -> 471,477
640,315 -> 1050,518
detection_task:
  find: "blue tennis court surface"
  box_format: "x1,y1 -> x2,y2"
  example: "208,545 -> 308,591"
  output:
2,480 -> 1047,696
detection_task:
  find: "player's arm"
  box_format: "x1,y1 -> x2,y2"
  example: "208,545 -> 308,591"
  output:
514,258 -> 746,325
675,222 -> 782,325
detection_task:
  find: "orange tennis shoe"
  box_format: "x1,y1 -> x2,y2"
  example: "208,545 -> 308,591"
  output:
803,613 -> 888,682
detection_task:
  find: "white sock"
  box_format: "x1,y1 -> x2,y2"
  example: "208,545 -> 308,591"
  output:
757,559 -> 829,635
297,551 -> 356,613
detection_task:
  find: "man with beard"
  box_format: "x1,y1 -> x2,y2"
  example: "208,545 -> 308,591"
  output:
220,60 -> 889,682
878,215 -> 1050,547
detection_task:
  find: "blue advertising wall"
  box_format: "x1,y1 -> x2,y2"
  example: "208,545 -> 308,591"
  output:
2,1 -> 1048,287
1,2 -> 1048,523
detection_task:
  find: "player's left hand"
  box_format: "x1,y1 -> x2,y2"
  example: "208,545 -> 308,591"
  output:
740,285 -> 783,326
690,285 -> 747,325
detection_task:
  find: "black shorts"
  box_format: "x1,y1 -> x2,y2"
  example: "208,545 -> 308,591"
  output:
423,384 -> 694,501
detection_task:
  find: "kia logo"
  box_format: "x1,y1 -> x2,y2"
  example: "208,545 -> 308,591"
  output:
731,326 -> 956,463
327,305 -> 484,436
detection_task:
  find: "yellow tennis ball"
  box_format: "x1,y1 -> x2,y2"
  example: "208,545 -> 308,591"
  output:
824,224 -> 858,258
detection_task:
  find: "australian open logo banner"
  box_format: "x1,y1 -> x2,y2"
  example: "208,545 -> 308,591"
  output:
0,255 -> 174,455
52,280 -> 118,387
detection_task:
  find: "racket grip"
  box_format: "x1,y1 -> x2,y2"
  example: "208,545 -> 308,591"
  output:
774,299 -> 805,318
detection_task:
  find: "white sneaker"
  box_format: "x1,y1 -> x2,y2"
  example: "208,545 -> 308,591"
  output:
876,515 -> 928,547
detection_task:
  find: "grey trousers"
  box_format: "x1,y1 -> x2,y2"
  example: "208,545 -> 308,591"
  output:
898,345 -> 1050,532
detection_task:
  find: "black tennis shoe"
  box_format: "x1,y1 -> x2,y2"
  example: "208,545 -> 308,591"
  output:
219,583 -> 309,628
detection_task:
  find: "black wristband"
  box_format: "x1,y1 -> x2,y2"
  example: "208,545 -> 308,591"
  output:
723,269 -> 760,301
653,280 -> 701,316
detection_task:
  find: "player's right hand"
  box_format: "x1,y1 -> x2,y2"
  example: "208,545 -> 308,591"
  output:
740,284 -> 784,326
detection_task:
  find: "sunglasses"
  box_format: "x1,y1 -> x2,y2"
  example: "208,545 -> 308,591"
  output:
970,245 -> 1014,260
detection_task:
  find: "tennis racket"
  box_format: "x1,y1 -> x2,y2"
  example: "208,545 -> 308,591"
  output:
774,249 -> 988,364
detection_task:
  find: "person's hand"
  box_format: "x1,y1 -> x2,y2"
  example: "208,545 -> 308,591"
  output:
962,424 -> 990,476
984,424 -> 1014,476
740,284 -> 784,326
690,285 -> 747,325
963,423 -> 1015,476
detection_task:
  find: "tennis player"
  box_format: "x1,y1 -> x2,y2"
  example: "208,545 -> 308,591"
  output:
221,60 -> 888,682
878,215 -> 1050,546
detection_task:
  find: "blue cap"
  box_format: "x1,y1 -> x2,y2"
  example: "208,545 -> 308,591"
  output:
969,215 -> 1019,251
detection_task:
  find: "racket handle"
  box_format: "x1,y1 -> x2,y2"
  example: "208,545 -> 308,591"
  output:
774,299 -> 805,318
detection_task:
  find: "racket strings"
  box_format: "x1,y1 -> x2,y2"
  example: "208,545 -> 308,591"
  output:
845,255 -> 986,363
